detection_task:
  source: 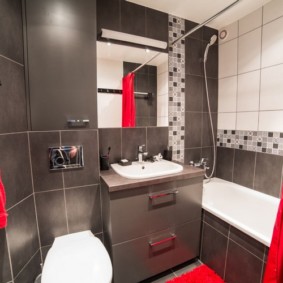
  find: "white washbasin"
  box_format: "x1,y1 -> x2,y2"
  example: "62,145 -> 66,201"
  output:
111,159 -> 183,179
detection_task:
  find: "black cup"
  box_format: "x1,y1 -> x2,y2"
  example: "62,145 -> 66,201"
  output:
100,155 -> 109,170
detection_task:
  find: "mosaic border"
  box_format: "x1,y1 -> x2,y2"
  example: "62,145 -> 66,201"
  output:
217,129 -> 283,156
168,15 -> 185,162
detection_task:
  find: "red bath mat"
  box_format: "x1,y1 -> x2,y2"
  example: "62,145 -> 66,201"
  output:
166,264 -> 224,283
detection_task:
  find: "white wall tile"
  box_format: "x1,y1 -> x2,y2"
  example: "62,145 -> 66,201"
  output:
218,113 -> 236,130
239,8 -> 262,36
218,76 -> 237,112
260,64 -> 283,110
262,17 -> 283,68
157,72 -> 168,96
236,112 -> 259,131
237,70 -> 260,111
238,28 -> 261,74
219,22 -> 238,44
258,111 -> 283,132
263,0 -> 283,24
157,93 -> 168,117
219,39 -> 238,78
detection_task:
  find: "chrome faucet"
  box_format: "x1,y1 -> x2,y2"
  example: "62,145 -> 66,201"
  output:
137,145 -> 148,163
190,157 -> 210,170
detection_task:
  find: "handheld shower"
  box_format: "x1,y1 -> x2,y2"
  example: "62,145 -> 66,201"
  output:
204,34 -> 217,62
203,34 -> 217,179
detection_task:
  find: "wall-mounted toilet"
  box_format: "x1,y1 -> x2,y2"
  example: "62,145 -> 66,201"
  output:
42,230 -> 112,283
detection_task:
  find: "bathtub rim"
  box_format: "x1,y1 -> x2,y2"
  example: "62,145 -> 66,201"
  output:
202,177 -> 280,247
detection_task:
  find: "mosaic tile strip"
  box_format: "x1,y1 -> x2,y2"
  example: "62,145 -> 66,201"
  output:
217,129 -> 283,156
168,15 -> 185,162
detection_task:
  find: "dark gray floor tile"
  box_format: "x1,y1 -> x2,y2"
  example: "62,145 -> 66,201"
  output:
0,133 -> 33,208
65,185 -> 102,234
6,196 -> 39,278
29,131 -> 63,192
61,130 -> 100,188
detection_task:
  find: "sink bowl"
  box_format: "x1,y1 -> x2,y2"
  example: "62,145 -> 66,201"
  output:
111,159 -> 183,179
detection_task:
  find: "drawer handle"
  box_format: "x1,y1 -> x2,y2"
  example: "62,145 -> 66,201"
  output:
148,190 -> 179,200
149,234 -> 176,247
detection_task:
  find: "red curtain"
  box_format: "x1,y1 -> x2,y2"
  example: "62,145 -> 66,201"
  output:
122,72 -> 136,127
263,185 -> 283,283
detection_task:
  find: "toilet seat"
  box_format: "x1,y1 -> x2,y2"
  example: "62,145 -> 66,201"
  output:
42,231 -> 112,283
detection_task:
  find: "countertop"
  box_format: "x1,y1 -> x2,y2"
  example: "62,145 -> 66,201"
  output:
100,163 -> 204,192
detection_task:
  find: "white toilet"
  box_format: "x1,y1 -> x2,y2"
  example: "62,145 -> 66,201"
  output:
42,230 -> 112,283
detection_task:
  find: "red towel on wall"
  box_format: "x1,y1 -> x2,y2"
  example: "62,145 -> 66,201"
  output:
122,72 -> 136,127
0,173 -> 8,229
263,185 -> 283,283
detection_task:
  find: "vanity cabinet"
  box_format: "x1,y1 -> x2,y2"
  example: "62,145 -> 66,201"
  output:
101,167 -> 204,283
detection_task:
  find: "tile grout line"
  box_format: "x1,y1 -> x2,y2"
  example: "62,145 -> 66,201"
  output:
223,226 -> 230,280
5,227 -> 15,283
27,132 -> 43,264
0,54 -> 24,66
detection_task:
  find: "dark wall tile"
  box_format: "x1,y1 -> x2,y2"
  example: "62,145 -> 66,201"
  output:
0,58 -> 27,134
0,230 -> 12,283
204,43 -> 218,79
61,130 -> 100,188
201,222 -> 228,278
146,8 -> 168,43
185,112 -> 202,148
14,251 -> 41,283
65,185 -> 102,234
203,26 -> 218,43
121,1 -> 146,37
233,149 -> 256,188
184,148 -> 201,165
202,112 -> 217,147
35,190 -> 68,246
146,127 -> 168,156
99,128 -> 122,164
185,75 -> 203,112
122,127 -> 146,161
254,153 -> 283,197
202,147 -> 216,178
203,211 -> 229,237
29,132 -> 63,192
41,245 -> 51,263
203,78 -> 218,113
185,38 -> 203,76
230,226 -> 265,259
97,0 -> 120,33
216,147 -> 234,182
0,0 -> 23,63
225,241 -> 263,283
0,133 -> 32,208
185,20 -> 203,40
6,196 -> 39,278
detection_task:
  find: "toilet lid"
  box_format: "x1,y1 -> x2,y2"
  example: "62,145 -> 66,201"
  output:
42,231 -> 112,283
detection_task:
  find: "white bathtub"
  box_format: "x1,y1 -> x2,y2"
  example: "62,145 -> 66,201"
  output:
202,178 -> 280,247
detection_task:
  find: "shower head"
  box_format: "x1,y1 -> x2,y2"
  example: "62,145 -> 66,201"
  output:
204,35 -> 218,62
209,34 -> 218,46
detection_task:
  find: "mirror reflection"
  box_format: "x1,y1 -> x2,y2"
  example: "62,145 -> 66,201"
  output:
97,41 -> 168,128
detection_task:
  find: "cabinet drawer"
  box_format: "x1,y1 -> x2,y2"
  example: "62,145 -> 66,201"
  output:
112,219 -> 201,283
110,178 -> 203,244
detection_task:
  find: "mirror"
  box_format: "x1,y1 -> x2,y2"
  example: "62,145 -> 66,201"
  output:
96,41 -> 168,128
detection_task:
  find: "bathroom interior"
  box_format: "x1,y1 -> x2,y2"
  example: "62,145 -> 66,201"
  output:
1,0 -> 283,282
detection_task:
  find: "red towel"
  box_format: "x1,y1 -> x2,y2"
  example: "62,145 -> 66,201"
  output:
263,185 -> 283,283
0,173 -> 8,229
122,72 -> 136,127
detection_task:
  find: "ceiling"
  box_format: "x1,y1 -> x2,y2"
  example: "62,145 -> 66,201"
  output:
127,0 -> 272,29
